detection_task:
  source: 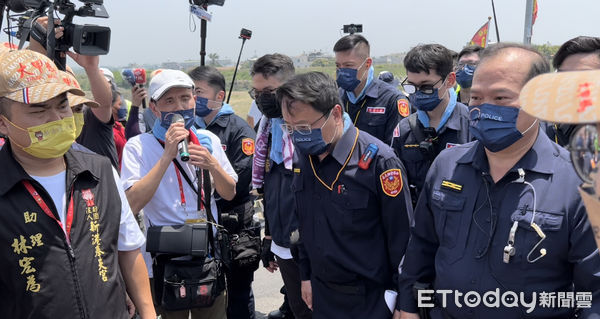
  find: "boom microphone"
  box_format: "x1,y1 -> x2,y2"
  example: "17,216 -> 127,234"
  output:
171,113 -> 190,162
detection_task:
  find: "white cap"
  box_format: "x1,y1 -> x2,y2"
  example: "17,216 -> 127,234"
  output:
149,69 -> 195,101
100,67 -> 114,82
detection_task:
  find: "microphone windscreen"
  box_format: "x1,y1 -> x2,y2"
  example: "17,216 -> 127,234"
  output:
121,69 -> 136,87
171,113 -> 184,124
134,68 -> 147,85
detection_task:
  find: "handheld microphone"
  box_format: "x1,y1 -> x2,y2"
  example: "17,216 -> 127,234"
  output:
134,68 -> 148,108
121,69 -> 136,87
171,114 -> 190,162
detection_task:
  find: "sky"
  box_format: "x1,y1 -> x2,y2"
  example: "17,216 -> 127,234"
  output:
2,0 -> 599,67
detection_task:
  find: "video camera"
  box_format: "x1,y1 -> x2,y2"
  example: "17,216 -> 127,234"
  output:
7,0 -> 110,68
343,24 -> 362,34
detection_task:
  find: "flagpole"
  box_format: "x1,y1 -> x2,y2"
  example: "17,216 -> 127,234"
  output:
523,0 -> 534,45
486,17 -> 492,46
490,0 -> 501,42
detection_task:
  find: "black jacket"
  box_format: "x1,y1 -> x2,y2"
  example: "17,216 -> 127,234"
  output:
203,113 -> 256,212
0,143 -> 129,319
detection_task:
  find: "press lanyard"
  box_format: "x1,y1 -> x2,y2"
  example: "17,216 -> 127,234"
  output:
345,100 -> 368,125
173,163 -> 204,211
23,180 -> 74,243
309,128 -> 360,191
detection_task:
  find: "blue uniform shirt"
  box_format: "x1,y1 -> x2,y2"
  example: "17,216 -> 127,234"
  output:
392,102 -> 470,205
340,79 -> 407,145
293,124 -> 412,317
398,131 -> 600,318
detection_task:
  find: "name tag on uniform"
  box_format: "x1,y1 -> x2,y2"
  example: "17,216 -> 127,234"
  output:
446,143 -> 460,149
366,107 -> 386,114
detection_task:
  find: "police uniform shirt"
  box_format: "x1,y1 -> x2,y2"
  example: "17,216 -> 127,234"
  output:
398,132 -> 600,318
340,78 -> 408,145
392,102 -> 470,205
203,113 -> 256,212
293,123 -> 412,318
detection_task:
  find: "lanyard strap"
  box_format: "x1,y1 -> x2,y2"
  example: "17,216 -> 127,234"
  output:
309,128 -> 360,191
345,99 -> 368,125
173,165 -> 204,210
23,180 -> 74,243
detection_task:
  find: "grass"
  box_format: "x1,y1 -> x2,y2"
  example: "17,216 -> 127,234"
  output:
90,63 -> 408,119
219,63 -> 407,118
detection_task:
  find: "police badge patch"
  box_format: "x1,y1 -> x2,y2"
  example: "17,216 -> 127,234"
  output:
242,138 -> 255,156
380,169 -> 403,197
397,99 -> 410,117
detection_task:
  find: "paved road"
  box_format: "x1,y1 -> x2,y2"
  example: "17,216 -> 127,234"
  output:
252,265 -> 285,319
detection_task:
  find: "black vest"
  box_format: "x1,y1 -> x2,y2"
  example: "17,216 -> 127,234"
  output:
0,144 -> 128,319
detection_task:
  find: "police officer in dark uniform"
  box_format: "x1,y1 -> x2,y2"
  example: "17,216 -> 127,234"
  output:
543,36 -> 600,147
392,44 -> 471,206
397,44 -> 600,319
278,72 -> 412,319
189,66 -> 258,319
250,54 -> 313,319
334,34 -> 409,145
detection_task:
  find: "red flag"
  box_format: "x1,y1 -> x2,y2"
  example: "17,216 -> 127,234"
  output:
532,0 -> 539,25
469,19 -> 491,48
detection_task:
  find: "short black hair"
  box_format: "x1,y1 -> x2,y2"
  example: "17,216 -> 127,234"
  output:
250,54 -> 295,82
479,42 -> 550,84
188,65 -> 227,96
553,36 -> 600,69
404,44 -> 454,79
333,34 -> 370,57
276,72 -> 341,116
457,45 -> 483,61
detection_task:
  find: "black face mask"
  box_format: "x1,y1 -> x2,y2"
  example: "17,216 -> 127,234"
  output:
256,92 -> 282,119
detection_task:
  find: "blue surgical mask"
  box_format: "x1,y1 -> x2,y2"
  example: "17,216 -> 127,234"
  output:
409,83 -> 448,112
159,109 -> 195,130
195,96 -> 221,117
336,59 -> 368,92
292,112 -> 337,156
117,108 -> 128,121
469,103 -> 537,152
456,64 -> 476,88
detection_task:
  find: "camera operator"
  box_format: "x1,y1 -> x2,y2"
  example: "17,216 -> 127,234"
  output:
0,48 -> 155,319
28,16 -> 120,169
120,69 -> 237,319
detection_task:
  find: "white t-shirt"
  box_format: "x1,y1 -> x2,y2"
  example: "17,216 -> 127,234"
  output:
120,130 -> 238,276
248,100 -> 263,125
31,167 -> 146,252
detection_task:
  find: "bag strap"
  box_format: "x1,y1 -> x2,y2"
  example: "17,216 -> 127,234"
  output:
408,113 -> 426,143
198,168 -> 220,255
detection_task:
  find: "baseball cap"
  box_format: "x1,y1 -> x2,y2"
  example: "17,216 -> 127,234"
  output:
57,70 -> 100,108
0,42 -> 17,55
520,70 -> 600,124
100,67 -> 115,82
149,69 -> 194,101
0,49 -> 84,104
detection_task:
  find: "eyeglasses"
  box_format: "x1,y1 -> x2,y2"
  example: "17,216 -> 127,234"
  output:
401,77 -> 444,95
568,124 -> 599,185
248,87 -> 277,100
280,111 -> 330,135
